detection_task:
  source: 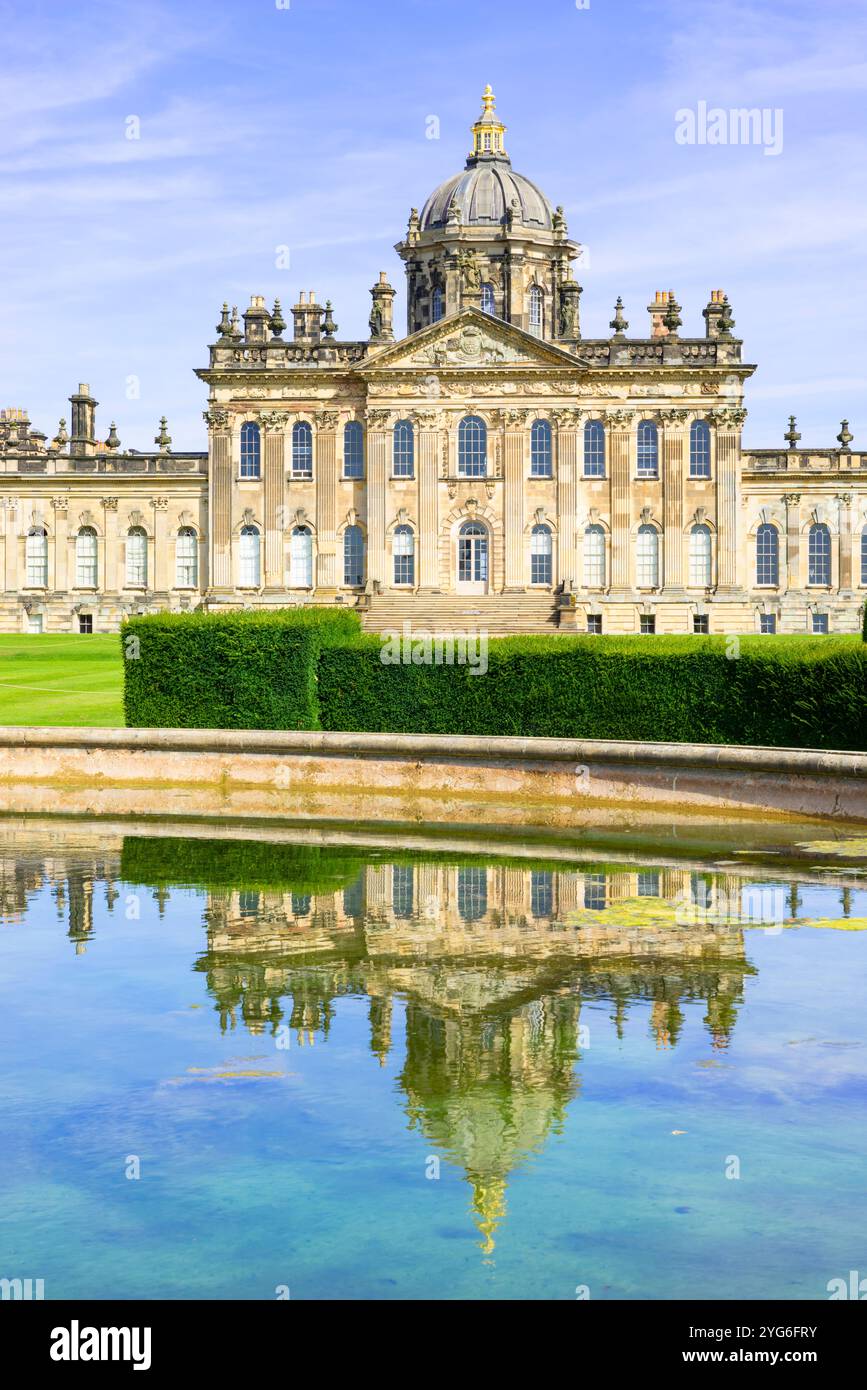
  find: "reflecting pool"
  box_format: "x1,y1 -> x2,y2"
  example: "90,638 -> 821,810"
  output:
1,821 -> 866,1300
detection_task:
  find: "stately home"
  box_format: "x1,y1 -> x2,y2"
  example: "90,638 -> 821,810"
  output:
2,87 -> 865,635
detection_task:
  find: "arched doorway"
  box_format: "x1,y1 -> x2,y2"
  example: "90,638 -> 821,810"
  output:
457,520 -> 489,594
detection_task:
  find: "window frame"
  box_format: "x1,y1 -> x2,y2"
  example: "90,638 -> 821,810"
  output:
583,420 -> 606,479
392,419 -> 415,479
239,421 -> 261,480
291,421 -> 313,478
343,421 -> 364,479
636,420 -> 659,478
530,419 -> 552,478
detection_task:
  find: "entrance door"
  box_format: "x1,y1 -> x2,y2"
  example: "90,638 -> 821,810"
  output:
457,522 -> 489,593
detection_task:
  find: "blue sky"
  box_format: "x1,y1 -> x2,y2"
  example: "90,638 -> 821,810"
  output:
2,0 -> 865,450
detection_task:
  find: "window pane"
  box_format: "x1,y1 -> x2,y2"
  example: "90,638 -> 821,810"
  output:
240,422 -> 261,478
480,282 -> 496,315
125,527 -> 148,587
292,422 -> 313,476
636,420 -> 658,476
636,525 -> 659,587
808,524 -> 831,584
688,524 -> 711,587
583,525 -> 605,587
26,528 -> 48,587
690,421 -> 711,477
392,866 -> 414,920
343,525 -> 364,586
343,421 -> 364,478
392,420 -> 414,477
756,524 -> 779,585
239,525 -> 261,586
431,287 -> 443,322
530,420 -> 552,477
457,867 -> 487,921
75,528 -> 98,587
393,525 -> 414,585
290,526 -> 312,586
584,421 -> 605,477
176,528 -> 198,587
530,524 -> 552,584
458,416 -> 487,477
529,285 -> 543,337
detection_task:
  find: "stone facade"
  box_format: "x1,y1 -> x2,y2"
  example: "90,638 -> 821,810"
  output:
1,88 -> 865,636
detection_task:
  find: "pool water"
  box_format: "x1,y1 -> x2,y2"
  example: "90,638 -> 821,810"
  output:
1,825 -> 866,1301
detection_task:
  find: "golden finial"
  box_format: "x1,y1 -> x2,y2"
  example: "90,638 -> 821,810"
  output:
470,84 -> 507,160
481,83 -> 496,115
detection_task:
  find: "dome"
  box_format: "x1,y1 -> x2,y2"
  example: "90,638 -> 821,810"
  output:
420,161 -> 553,232
418,85 -> 553,232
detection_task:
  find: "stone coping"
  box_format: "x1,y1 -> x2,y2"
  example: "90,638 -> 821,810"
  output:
0,724 -> 864,780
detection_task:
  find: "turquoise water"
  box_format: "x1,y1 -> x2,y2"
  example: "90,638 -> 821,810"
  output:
1,828 -> 866,1300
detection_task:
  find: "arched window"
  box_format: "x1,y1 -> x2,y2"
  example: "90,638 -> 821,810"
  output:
756,523 -> 779,586
530,419 -> 552,477
75,527 -> 98,588
431,286 -> 444,323
290,526 -> 313,587
530,524 -> 552,585
808,522 -> 831,585
458,866 -> 487,922
176,527 -> 198,587
125,526 -> 148,587
240,421 -> 261,479
529,285 -> 543,337
637,420 -> 659,477
393,525 -> 415,586
636,525 -> 660,588
690,420 -> 711,478
583,524 -> 606,588
688,524 -> 712,587
26,527 -> 48,587
480,282 -> 496,315
239,525 -> 261,587
862,525 -> 867,585
343,421 -> 364,479
458,521 -> 488,585
458,415 -> 487,477
343,524 -> 364,587
292,421 -> 313,477
584,420 -> 605,478
392,419 -> 414,478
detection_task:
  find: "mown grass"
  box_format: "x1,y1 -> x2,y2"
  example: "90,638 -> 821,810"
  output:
0,634 -> 124,726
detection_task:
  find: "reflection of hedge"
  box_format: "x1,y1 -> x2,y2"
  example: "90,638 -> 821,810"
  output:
120,836 -> 367,896
319,633 -> 867,750
121,609 -> 867,749
122,608 -> 360,730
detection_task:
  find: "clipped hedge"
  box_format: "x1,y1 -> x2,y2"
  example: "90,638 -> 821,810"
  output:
120,835 -> 366,895
318,633 -> 867,751
122,607 -> 360,729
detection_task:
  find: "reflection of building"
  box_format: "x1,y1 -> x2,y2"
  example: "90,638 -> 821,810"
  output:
2,87 -> 865,634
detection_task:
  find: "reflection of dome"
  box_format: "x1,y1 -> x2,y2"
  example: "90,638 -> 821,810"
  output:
419,85 -> 554,231
420,164 -> 553,231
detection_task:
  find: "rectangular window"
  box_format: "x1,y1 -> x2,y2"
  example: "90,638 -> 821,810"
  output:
693,615 -> 709,634
78,614 -> 93,634
584,874 -> 607,911
812,613 -> 829,634
587,614 -> 602,634
760,614 -> 776,634
637,872 -> 660,897
640,615 -> 656,634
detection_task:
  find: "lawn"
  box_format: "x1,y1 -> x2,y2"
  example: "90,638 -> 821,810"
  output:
0,634 -> 124,726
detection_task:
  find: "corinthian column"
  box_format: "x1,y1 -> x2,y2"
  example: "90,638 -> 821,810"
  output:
503,409 -> 526,590
783,493 -> 801,591
606,410 -> 634,591
837,493 -> 853,592
366,410 -> 390,586
555,409 -> 581,587
416,410 -> 441,590
206,407 -> 232,591
712,406 -> 746,592
261,412 -> 287,590
314,411 -> 339,592
660,410 -> 688,590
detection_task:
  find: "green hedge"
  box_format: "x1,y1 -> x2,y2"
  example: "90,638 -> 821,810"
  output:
120,835 -> 366,895
122,607 -> 360,729
121,612 -> 867,749
318,633 -> 867,750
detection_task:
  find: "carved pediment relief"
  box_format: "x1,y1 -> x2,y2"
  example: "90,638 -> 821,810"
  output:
361,308 -> 589,373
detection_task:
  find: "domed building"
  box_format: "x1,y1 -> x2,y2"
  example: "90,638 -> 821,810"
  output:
0,87 -> 864,635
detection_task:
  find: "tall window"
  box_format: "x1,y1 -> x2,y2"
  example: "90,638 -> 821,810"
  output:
26,527 -> 48,587
862,526 -> 867,585
392,866 -> 414,920
756,523 -> 779,586
530,419 -> 552,477
343,524 -> 364,587
636,525 -> 660,587
457,867 -> 487,922
584,420 -> 605,478
392,419 -> 414,478
583,524 -> 606,588
530,524 -> 552,585
636,420 -> 659,477
393,525 -> 414,585
292,421 -> 313,477
240,421 -> 261,479
343,421 -> 364,478
529,284 -> 543,336
530,871 -> 553,918
690,420 -> 711,478
458,415 -> 487,477
480,282 -> 496,315
239,525 -> 261,586
75,527 -> 98,588
808,523 -> 831,585
431,286 -> 444,322
176,527 -> 198,587
688,524 -> 712,587
291,526 -> 313,587
125,526 -> 148,587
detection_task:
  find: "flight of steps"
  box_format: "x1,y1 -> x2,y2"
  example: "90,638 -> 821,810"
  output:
360,591 -> 561,636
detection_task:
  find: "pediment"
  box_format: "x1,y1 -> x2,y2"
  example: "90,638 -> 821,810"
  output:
360,308 -> 590,372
